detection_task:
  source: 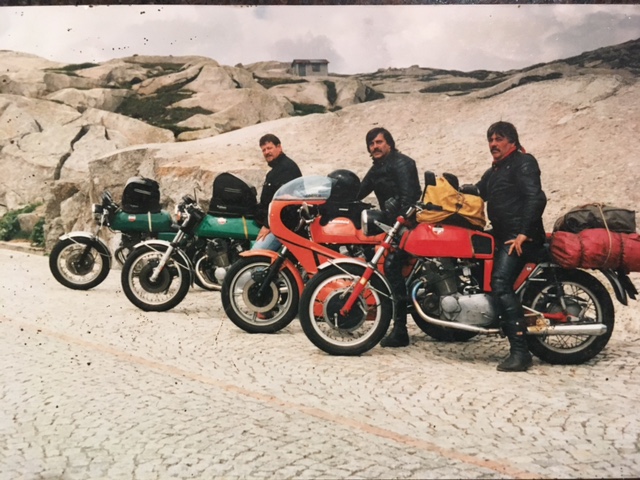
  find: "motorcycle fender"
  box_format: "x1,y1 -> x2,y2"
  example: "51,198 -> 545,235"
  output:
600,269 -> 630,306
317,258 -> 394,298
238,249 -> 305,294
58,232 -> 111,267
132,239 -> 194,277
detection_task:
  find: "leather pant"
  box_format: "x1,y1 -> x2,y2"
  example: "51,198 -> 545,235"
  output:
384,249 -> 409,325
491,241 -> 533,328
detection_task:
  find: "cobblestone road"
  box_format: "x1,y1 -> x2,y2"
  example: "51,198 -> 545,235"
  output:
1,248 -> 640,479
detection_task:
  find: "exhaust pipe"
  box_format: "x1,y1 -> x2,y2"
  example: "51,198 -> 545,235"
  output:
526,323 -> 607,336
411,285 -> 608,337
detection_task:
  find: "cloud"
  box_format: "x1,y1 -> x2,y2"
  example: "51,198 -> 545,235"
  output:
0,5 -> 638,74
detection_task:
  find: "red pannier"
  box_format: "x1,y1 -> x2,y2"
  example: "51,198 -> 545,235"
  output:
550,229 -> 640,272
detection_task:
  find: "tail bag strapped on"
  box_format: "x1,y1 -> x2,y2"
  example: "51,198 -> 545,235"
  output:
416,175 -> 486,229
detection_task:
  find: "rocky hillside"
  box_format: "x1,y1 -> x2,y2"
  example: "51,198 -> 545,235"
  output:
0,38 -> 639,249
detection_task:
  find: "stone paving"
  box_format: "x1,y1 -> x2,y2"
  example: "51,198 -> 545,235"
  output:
1,248 -> 640,479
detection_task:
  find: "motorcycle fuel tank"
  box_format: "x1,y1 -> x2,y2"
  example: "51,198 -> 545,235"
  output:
401,223 -> 494,259
110,210 -> 173,233
308,218 -> 382,245
195,214 -> 261,240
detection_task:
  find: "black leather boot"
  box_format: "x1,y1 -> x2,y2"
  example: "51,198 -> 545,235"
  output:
497,320 -> 533,372
381,318 -> 409,348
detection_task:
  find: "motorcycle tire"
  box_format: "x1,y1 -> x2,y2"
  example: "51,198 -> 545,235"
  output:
410,313 -> 478,342
221,256 -> 299,333
121,244 -> 191,312
299,263 -> 392,356
522,269 -> 615,365
49,237 -> 111,290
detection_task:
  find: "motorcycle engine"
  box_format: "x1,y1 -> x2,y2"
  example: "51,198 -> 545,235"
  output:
440,293 -> 495,326
420,258 -> 496,327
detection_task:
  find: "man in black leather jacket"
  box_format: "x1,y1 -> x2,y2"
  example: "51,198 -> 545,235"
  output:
475,121 -> 547,372
358,127 -> 421,348
252,133 -> 302,251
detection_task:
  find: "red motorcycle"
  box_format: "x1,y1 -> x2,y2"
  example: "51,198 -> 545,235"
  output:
221,174 -> 385,333
298,173 -> 638,363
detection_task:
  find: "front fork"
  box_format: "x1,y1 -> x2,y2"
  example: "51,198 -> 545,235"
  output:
254,246 -> 290,299
150,231 -> 186,282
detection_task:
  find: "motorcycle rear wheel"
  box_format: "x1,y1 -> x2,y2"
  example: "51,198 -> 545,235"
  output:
522,269 -> 614,365
121,244 -> 191,312
299,263 -> 392,356
49,237 -> 110,290
221,256 -> 299,333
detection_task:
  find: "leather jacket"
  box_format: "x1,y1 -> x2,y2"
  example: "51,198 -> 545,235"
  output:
476,150 -> 547,244
255,153 -> 302,227
358,150 -> 422,216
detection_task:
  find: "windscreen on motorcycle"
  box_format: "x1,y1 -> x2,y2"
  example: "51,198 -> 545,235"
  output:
273,175 -> 333,201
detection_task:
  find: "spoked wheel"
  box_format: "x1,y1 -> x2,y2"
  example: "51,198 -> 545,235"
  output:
193,251 -> 220,291
522,269 -> 614,365
299,263 -> 392,356
221,256 -> 299,333
121,244 -> 191,312
49,237 -> 111,290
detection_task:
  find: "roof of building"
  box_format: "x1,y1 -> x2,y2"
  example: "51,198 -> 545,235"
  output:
291,59 -> 329,65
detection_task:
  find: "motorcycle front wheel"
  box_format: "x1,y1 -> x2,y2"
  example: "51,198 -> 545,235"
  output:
299,263 -> 392,356
221,256 -> 299,333
522,269 -> 615,365
121,244 -> 191,312
49,237 -> 111,290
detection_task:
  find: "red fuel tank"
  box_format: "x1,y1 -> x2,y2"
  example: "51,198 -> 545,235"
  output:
309,217 -> 382,245
401,223 -> 494,259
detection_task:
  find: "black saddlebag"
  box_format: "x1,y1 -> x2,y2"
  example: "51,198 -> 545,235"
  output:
121,177 -> 161,214
208,172 -> 258,217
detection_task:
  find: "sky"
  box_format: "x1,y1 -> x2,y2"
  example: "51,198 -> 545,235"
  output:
1,4 -> 639,74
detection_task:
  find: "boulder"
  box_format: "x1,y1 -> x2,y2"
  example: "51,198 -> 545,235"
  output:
0,95 -> 81,132
181,64 -> 238,93
175,89 -> 293,133
0,102 -> 41,144
46,88 -> 132,112
67,108 -> 175,144
17,211 -> 42,236
73,59 -> 151,86
43,72 -> 102,93
59,125 -> 130,182
134,64 -> 202,96
269,81 -> 331,108
334,78 -> 369,108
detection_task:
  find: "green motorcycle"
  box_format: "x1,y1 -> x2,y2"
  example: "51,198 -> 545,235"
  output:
49,178 -> 176,290
120,174 -> 261,312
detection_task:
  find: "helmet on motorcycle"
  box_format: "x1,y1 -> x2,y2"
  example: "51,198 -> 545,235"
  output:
327,169 -> 361,203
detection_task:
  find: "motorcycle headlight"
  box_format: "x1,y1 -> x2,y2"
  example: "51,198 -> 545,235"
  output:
91,204 -> 104,215
361,209 -> 388,236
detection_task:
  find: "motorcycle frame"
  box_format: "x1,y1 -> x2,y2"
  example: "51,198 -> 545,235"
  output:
319,205 -> 617,338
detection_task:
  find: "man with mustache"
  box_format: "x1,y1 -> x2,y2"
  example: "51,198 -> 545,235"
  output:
252,133 -> 302,251
358,127 -> 421,348
475,121 -> 547,372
